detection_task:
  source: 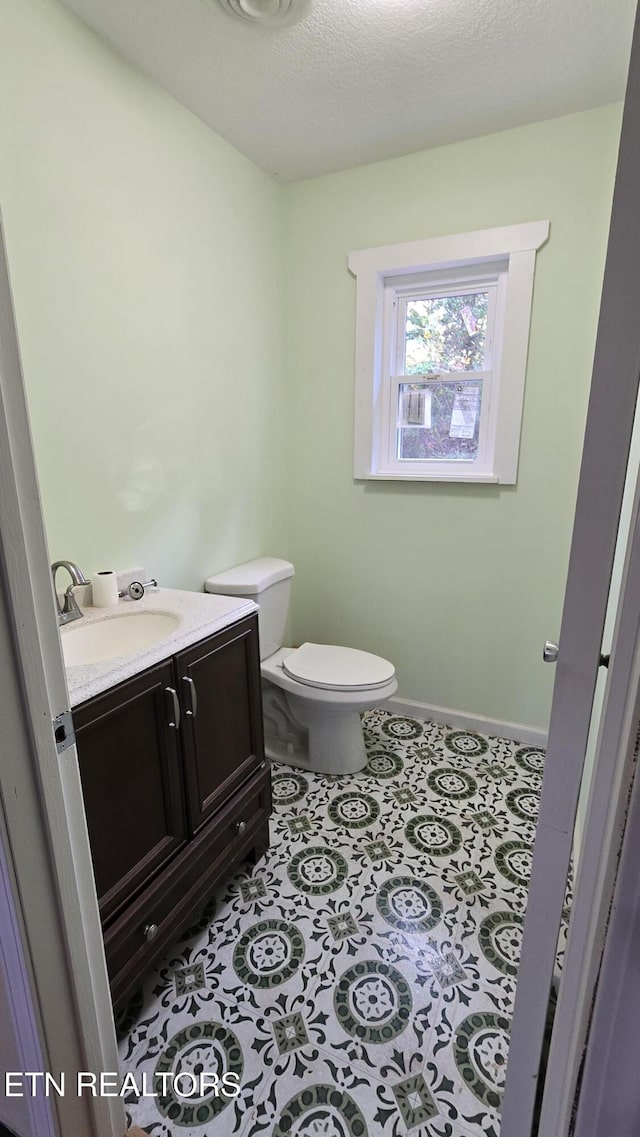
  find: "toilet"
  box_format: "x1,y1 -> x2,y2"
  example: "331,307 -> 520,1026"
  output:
205,558 -> 397,774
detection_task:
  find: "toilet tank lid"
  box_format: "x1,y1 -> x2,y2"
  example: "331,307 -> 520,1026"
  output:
205,557 -> 294,596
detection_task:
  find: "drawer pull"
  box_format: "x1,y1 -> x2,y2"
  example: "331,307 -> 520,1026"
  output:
236,820 -> 247,836
182,675 -> 198,718
165,687 -> 180,730
142,922 -> 159,942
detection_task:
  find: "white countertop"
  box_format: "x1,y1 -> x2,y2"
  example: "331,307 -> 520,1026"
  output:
62,587 -> 258,707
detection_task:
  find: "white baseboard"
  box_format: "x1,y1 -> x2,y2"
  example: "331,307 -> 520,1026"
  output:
385,695 -> 548,749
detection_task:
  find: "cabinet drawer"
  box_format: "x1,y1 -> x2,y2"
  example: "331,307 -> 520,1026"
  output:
106,764 -> 271,1006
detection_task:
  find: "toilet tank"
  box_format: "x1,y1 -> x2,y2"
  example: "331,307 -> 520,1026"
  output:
205,558 -> 294,661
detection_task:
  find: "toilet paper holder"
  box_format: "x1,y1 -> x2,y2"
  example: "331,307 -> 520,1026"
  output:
119,578 -> 158,600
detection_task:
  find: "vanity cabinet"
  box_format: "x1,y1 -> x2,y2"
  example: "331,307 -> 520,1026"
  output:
73,612 -> 270,1009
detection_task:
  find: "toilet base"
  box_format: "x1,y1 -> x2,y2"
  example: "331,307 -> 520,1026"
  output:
262,680 -> 371,775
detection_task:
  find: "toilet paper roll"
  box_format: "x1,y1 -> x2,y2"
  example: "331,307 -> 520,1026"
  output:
91,570 -> 118,608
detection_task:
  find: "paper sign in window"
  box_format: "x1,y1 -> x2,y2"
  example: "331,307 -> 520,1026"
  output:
450,386 -> 480,439
401,386 -> 432,428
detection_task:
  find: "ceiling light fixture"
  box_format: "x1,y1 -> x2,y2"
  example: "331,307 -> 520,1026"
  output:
217,0 -> 312,25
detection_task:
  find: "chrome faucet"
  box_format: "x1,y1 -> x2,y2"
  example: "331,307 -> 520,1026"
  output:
52,560 -> 89,625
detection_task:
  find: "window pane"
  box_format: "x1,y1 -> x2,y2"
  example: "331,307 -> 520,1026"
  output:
398,379 -> 482,462
404,291 -> 488,374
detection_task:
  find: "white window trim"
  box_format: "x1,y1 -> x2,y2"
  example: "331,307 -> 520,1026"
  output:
348,220 -> 550,484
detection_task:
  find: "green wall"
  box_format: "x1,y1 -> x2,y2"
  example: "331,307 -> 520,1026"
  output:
0,0 -> 288,591
283,106 -> 621,731
0,0 -> 622,731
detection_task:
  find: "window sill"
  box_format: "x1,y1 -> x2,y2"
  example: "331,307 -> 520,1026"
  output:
359,471 -> 500,484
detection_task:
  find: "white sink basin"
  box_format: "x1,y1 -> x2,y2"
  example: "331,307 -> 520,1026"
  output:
62,611 -> 180,667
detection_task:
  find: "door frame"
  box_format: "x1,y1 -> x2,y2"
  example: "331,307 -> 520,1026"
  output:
0,805 -> 55,1137
501,5 -> 640,1132
538,434 -> 640,1133
571,606 -> 640,1135
0,212 -> 123,1137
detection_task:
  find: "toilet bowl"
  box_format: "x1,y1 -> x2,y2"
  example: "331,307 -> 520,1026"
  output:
205,558 -> 397,774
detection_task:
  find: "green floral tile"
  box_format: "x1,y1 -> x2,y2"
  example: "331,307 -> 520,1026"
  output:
118,709 -> 568,1137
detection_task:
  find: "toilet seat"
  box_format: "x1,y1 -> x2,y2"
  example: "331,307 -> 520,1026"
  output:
282,642 -> 395,692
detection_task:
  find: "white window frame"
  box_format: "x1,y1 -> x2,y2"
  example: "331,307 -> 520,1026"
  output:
383,266 -> 503,479
348,221 -> 549,483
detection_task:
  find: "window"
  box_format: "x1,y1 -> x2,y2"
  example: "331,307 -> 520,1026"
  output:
349,221 -> 549,483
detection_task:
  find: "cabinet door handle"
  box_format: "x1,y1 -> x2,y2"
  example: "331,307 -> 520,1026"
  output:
142,922 -> 158,941
236,820 -> 247,835
182,675 -> 198,718
165,687 -> 180,730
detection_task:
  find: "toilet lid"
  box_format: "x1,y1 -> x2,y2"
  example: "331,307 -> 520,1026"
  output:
282,642 -> 395,691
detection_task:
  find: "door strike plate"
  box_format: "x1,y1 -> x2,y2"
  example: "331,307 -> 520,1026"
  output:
53,710 -> 76,754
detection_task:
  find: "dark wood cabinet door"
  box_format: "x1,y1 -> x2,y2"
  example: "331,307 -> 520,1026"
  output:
74,661 -> 186,922
176,613 -> 265,834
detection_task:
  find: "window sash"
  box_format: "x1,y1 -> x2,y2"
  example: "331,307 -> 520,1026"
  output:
394,279 -> 499,375
384,371 -> 493,477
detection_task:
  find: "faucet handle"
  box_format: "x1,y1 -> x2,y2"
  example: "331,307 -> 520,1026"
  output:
119,578 -> 158,601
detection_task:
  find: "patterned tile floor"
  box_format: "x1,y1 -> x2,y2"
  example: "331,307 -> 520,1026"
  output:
117,710 -> 563,1137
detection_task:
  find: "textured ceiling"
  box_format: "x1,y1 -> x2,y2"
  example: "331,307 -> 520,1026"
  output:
60,0 -> 636,183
